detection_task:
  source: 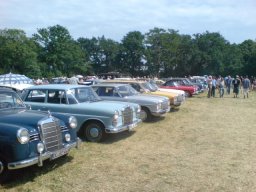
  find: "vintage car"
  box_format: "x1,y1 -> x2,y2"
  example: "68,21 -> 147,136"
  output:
92,83 -> 170,121
0,87 -> 80,182
160,80 -> 197,97
101,80 -> 180,108
167,78 -> 202,93
21,84 -> 141,142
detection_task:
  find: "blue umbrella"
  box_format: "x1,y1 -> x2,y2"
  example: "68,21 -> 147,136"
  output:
0,72 -> 33,85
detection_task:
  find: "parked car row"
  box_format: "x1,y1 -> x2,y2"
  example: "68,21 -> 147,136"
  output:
0,77 -> 203,182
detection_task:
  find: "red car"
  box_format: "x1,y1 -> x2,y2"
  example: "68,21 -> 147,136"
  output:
160,80 -> 197,97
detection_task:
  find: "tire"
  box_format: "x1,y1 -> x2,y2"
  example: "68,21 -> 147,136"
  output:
0,158 -> 10,183
84,122 -> 105,142
140,107 -> 152,122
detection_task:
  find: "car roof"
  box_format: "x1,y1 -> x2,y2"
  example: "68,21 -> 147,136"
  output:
92,83 -> 131,87
25,84 -> 89,90
104,80 -> 146,84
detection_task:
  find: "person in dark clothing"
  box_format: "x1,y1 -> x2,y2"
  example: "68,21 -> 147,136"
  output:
232,75 -> 240,98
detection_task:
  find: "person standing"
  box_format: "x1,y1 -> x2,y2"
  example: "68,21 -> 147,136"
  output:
212,76 -> 217,97
219,77 -> 225,98
232,75 -> 240,98
225,76 -> 232,94
207,76 -> 213,98
242,75 -> 250,98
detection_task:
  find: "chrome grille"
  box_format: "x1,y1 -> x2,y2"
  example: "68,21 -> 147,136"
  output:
39,117 -> 63,152
122,106 -> 133,125
30,133 -> 39,141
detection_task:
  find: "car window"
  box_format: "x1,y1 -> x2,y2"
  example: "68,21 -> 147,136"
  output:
47,90 -> 66,104
0,92 -> 25,109
71,87 -> 101,102
96,87 -> 114,96
25,90 -> 46,103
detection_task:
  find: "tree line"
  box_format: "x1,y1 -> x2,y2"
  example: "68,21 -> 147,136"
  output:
0,25 -> 255,79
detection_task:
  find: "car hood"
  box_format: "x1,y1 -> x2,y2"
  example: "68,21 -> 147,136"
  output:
77,100 -> 137,113
158,88 -> 185,95
0,108 -> 50,131
124,95 -> 166,104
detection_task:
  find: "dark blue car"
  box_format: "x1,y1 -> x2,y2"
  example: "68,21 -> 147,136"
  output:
0,88 -> 80,182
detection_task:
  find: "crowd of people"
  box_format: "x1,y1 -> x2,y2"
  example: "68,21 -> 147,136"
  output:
207,75 -> 254,99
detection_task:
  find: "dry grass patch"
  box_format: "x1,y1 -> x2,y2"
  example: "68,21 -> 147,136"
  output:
1,91 -> 256,192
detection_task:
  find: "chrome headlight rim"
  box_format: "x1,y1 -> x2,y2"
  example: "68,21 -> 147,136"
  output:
69,116 -> 77,129
17,128 -> 30,144
113,110 -> 119,120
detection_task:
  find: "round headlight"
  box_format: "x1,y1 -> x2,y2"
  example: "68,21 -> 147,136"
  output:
65,133 -> 71,142
37,142 -> 44,153
69,116 -> 77,129
17,128 -> 30,144
113,110 -> 119,120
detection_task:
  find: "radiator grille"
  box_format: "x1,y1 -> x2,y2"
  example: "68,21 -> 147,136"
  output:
39,118 -> 63,152
122,106 -> 133,125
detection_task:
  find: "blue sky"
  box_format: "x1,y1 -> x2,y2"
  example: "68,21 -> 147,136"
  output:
1,0 -> 255,43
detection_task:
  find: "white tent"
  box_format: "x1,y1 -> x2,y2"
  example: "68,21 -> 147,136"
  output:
0,72 -> 34,90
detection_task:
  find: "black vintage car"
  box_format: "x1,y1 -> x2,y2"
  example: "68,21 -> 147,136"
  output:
0,87 -> 80,182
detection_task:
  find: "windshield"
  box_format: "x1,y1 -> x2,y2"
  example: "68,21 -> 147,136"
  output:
142,82 -> 157,92
0,92 -> 26,109
68,87 -> 101,103
117,85 -> 139,97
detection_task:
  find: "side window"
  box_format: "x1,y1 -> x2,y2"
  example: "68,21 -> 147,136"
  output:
130,83 -> 140,92
25,90 -> 46,103
47,90 -> 66,104
166,81 -> 173,86
97,87 -> 114,96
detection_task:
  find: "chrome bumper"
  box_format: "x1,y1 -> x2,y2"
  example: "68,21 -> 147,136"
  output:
106,119 -> 141,133
8,138 -> 81,170
151,106 -> 170,117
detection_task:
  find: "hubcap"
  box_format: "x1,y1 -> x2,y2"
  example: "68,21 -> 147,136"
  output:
0,161 -> 3,174
90,128 -> 99,138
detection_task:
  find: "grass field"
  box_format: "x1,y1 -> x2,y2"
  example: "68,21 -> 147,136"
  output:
1,90 -> 256,192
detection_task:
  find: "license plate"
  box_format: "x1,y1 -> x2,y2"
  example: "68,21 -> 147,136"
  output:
50,148 -> 69,160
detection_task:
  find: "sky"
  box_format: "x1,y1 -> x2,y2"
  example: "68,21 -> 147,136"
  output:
0,0 -> 256,44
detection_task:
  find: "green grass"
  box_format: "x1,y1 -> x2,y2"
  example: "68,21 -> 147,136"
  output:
1,91 -> 256,192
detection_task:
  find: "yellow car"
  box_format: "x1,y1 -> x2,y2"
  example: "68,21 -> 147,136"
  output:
102,80 -> 181,107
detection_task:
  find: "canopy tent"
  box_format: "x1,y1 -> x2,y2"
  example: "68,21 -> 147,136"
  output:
0,73 -> 34,90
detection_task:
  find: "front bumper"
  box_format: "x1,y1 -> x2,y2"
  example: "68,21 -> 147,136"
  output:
106,119 -> 141,133
151,106 -> 170,117
8,137 -> 81,170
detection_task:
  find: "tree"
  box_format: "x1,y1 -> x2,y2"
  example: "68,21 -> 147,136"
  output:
239,40 -> 256,76
193,32 -> 228,75
0,29 -> 40,78
121,31 -> 145,77
33,25 -> 88,77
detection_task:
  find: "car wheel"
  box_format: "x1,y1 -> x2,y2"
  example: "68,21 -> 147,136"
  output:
0,158 -> 10,183
140,107 -> 152,122
85,122 -> 105,142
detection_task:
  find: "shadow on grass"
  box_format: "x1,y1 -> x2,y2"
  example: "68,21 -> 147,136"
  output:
1,155 -> 74,187
102,131 -> 136,144
170,108 -> 180,112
